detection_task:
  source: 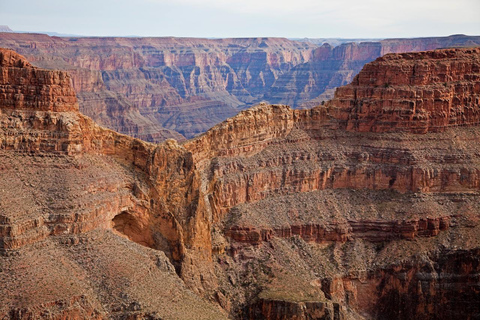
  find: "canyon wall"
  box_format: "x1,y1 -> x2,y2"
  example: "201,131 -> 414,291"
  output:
268,34 -> 480,108
1,47 -> 479,319
0,48 -> 226,319
184,48 -> 480,319
0,34 -> 314,140
0,33 -> 478,141
330,48 -> 480,133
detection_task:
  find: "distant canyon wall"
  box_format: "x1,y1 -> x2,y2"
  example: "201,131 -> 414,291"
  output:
0,33 -> 479,141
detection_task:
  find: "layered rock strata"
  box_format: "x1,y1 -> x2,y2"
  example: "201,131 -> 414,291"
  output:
330,49 -> 480,133
0,33 -> 478,141
1,47 -> 480,319
182,48 -> 480,319
0,48 -> 225,319
268,34 -> 480,108
0,34 -> 315,140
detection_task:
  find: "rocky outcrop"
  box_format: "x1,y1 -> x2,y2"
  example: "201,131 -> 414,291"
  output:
248,298 -> 343,320
0,48 -> 83,154
0,34 -> 315,140
329,48 -> 480,133
189,48 -> 480,319
227,216 -> 451,246
186,49 -> 480,226
321,248 -> 480,320
0,48 -> 226,319
267,35 -> 480,108
0,46 -> 216,293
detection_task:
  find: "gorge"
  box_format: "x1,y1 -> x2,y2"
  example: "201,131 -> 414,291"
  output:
0,44 -> 479,319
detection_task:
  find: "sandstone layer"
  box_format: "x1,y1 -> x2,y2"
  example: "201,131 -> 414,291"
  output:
0,33 -> 479,141
1,47 -> 480,320
0,34 -> 314,140
330,49 -> 480,133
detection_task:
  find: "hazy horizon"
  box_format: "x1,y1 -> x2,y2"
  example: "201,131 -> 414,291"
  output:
1,0 -> 479,39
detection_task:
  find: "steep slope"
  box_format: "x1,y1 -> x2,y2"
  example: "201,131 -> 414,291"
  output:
1,47 -> 480,320
330,49 -> 480,133
183,48 -> 480,319
0,48 -> 225,319
0,34 -> 315,140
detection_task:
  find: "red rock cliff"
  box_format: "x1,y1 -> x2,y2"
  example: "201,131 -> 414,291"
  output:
0,34 -> 315,140
0,48 -> 226,319
182,48 -> 480,319
329,48 -> 480,133
1,47 -> 480,320
267,35 -> 480,108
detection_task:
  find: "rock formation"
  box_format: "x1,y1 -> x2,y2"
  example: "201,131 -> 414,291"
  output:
330,49 -> 480,133
0,48 -> 226,319
0,34 -> 315,141
0,33 -> 479,141
1,47 -> 480,319
268,34 -> 480,109
182,47 -> 480,319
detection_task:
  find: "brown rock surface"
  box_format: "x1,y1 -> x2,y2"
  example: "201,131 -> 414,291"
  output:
183,48 -> 480,319
329,48 -> 480,133
1,47 -> 480,319
0,34 -> 315,140
0,48 -> 225,319
268,35 -> 480,109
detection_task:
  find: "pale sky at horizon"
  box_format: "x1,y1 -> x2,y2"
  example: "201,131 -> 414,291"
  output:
0,0 -> 479,39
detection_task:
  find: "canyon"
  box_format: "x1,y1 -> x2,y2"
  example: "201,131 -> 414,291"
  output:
0,33 -> 479,142
1,46 -> 480,319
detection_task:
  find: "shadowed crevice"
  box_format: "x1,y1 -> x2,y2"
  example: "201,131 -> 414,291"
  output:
112,211 -> 154,248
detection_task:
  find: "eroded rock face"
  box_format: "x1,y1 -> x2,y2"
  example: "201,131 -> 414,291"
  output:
329,48 -> 480,133
182,48 -> 480,319
0,48 -> 226,319
0,34 -> 315,140
268,35 -> 480,109
248,298 -> 343,320
1,47 -> 480,319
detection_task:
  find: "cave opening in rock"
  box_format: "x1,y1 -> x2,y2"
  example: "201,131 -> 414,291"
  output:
111,211 -> 153,248
389,176 -> 396,187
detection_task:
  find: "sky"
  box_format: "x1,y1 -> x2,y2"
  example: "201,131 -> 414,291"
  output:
0,0 -> 479,39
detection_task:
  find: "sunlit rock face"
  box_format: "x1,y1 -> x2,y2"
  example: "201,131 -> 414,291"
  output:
0,48 -> 227,319
1,47 -> 480,319
330,48 -> 480,133
184,48 -> 480,319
